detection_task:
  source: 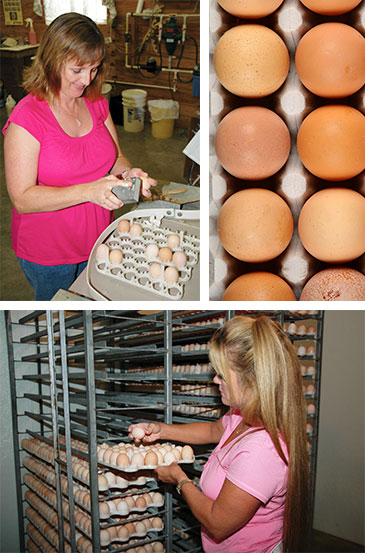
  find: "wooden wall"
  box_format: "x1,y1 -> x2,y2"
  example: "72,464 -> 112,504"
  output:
0,0 -> 200,128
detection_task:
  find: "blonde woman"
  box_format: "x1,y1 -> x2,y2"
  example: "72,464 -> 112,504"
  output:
129,315 -> 310,553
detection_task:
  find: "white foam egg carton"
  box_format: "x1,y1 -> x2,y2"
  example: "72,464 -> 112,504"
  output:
87,208 -> 200,300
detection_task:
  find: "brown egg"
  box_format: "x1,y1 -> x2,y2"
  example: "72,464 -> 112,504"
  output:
135,496 -> 147,510
159,247 -> 173,263
218,0 -> 284,17
118,219 -> 130,234
109,249 -> 123,265
151,517 -> 163,530
144,451 -> 158,466
295,23 -> 365,98
152,541 -> 164,552
300,268 -> 365,301
222,272 -> 296,301
116,453 -> 130,469
125,522 -> 135,535
218,189 -> 293,262
181,445 -> 194,460
215,107 -> 290,180
297,105 -> 365,181
98,474 -> 108,490
299,0 -> 362,14
100,529 -> 111,546
214,25 -> 289,97
298,189 -> 365,263
99,502 -> 111,518
118,525 -> 130,540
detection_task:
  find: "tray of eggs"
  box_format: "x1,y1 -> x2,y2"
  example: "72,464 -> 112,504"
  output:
97,440 -> 195,473
87,208 -> 200,300
100,517 -> 164,545
209,0 -> 365,301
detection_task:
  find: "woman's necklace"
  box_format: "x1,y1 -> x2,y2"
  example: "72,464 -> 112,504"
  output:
56,101 -> 82,127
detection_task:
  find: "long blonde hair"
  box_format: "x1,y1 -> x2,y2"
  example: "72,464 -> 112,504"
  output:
23,12 -> 107,102
209,315 -> 310,552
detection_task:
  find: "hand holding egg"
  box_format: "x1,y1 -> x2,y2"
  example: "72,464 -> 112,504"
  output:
128,421 -> 162,443
121,168 -> 157,198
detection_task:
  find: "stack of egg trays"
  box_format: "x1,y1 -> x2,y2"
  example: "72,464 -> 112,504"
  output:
22,436 -> 167,552
96,215 -> 200,300
209,0 -> 364,300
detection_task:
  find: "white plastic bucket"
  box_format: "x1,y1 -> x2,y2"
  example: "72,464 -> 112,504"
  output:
122,89 -> 147,133
102,83 -> 112,103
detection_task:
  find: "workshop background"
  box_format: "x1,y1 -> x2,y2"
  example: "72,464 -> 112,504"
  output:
0,0 -> 200,300
0,310 -> 364,553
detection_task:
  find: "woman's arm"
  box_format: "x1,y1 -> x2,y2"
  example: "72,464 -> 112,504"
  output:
155,463 -> 261,542
4,123 -> 123,214
129,419 -> 225,446
105,113 -> 157,198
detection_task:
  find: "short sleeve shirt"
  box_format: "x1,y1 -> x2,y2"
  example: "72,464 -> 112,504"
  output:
3,94 -> 116,264
200,410 -> 288,552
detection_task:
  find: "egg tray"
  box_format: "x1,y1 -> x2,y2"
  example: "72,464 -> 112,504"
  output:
87,208 -> 200,301
95,496 -> 164,519
100,522 -> 165,546
209,0 -> 365,301
100,474 -> 156,492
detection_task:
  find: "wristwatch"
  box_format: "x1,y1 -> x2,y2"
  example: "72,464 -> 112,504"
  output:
176,478 -> 193,495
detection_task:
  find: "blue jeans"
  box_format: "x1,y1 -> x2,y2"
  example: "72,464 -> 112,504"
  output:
17,258 -> 88,301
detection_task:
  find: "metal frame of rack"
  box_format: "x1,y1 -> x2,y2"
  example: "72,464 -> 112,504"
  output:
6,309 -> 323,553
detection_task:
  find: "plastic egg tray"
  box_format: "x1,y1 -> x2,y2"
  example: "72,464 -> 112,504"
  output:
103,494 -> 164,518
209,0 -> 365,300
87,208 -> 200,300
101,520 -> 165,545
97,442 -> 195,473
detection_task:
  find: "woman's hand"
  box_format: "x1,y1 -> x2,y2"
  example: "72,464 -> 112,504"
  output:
154,462 -> 186,485
84,175 -> 129,210
122,168 -> 157,198
128,422 -> 163,444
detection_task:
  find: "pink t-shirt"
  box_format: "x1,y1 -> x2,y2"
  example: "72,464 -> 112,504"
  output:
200,410 -> 288,553
2,94 -> 116,265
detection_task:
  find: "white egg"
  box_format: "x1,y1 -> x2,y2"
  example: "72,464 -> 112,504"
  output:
149,262 -> 162,279
117,500 -> 129,514
131,452 -> 144,468
130,223 -> 143,237
167,234 -> 180,249
132,427 -> 145,440
145,244 -> 159,259
164,266 -> 179,283
96,244 -> 109,262
172,251 -> 187,267
164,451 -> 176,464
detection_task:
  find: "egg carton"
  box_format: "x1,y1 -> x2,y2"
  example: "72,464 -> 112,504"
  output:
102,521 -> 165,545
103,474 -> 156,491
105,496 -> 164,518
99,455 -> 195,473
87,208 -> 200,300
209,0 -> 365,301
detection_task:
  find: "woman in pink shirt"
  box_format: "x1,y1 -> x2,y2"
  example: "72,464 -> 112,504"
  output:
129,315 -> 310,552
3,13 -> 155,300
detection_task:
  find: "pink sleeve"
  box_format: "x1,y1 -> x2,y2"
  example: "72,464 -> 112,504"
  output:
88,96 -> 109,122
226,439 -> 286,504
2,100 -> 44,142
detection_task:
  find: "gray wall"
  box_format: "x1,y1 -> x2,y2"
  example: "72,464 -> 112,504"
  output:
313,310 -> 364,545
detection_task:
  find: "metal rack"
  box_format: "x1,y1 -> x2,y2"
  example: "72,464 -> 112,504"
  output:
5,309 -> 323,553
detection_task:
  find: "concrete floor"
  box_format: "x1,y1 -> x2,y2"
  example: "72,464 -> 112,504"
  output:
0,106 -> 191,300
